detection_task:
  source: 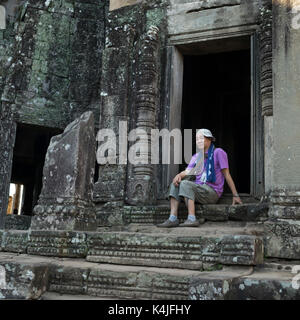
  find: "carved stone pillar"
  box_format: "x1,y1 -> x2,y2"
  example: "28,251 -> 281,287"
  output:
259,0 -> 273,117
259,1 -> 274,195
125,26 -> 160,205
264,0 -> 300,259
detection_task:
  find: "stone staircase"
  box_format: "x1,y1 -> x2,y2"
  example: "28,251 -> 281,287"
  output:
1,203 -> 300,300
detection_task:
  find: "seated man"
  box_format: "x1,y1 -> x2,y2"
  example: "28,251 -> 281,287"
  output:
158,129 -> 242,228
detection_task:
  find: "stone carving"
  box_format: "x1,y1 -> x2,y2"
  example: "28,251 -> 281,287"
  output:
28,230 -> 87,258
1,230 -> 29,253
31,111 -> 97,231
86,231 -> 263,269
125,26 -> 160,205
259,1 -> 273,116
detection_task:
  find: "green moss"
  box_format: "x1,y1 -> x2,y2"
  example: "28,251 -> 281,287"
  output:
146,8 -> 165,29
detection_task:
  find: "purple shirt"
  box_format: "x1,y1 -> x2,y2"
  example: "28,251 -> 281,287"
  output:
186,148 -> 229,197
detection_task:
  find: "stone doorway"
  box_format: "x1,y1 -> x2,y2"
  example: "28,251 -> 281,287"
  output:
9,124 -> 61,216
168,35 -> 263,200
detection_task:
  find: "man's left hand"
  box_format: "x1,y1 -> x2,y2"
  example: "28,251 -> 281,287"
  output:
232,196 -> 243,205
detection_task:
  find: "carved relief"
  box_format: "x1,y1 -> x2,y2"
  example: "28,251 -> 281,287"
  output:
126,26 -> 160,205
259,1 -> 273,117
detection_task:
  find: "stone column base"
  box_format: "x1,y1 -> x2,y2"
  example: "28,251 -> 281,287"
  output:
31,200 -> 97,231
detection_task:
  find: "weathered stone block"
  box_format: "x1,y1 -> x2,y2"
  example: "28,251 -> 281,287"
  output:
28,230 -> 88,258
189,266 -> 300,300
95,202 -> 127,227
86,266 -> 190,300
1,231 -> 29,253
0,256 -> 49,300
48,265 -> 89,295
202,205 -> 229,221
86,231 -> 263,269
4,215 -> 32,230
31,111 -> 97,231
264,220 -> 300,259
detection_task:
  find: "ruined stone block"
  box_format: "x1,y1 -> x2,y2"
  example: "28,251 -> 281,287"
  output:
201,205 -> 229,221
48,265 -> 89,295
31,111 -> 97,231
4,215 -> 32,230
189,266 -> 300,300
27,230 -> 88,258
264,220 -> 300,259
1,231 -> 29,254
0,255 -> 49,300
86,231 -> 263,269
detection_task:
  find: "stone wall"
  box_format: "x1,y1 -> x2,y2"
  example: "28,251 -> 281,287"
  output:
94,0 -> 169,205
265,0 -> 300,260
1,0 -> 107,130
0,0 -> 108,226
0,0 -> 108,162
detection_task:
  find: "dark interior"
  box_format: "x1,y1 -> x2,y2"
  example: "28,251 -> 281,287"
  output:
10,124 -> 61,215
180,48 -> 251,194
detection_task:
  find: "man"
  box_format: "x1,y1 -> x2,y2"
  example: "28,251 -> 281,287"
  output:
158,129 -> 242,228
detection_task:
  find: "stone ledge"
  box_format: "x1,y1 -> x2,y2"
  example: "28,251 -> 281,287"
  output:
1,230 -> 29,253
0,221 -> 265,267
27,230 -> 88,258
2,253 -> 298,300
95,203 -> 269,227
0,253 -> 49,300
86,229 -> 264,269
190,267 -> 300,300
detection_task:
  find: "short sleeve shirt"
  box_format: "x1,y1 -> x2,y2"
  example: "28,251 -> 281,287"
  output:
186,148 -> 229,197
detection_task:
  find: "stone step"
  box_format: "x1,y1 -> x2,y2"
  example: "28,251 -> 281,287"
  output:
1,253 -> 299,300
87,222 -> 264,269
96,203 -> 269,227
1,222 -> 264,269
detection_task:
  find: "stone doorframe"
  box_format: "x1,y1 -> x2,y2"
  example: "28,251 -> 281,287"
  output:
163,29 -> 265,200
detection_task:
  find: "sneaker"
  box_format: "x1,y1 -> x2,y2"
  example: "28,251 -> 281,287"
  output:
179,219 -> 200,227
157,219 -> 179,228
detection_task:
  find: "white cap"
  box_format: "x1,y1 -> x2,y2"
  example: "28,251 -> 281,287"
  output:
197,129 -> 216,142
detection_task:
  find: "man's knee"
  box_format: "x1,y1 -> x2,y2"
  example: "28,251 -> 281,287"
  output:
179,180 -> 190,188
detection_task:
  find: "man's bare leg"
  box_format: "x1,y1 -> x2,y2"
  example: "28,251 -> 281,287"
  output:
170,197 -> 180,216
157,197 -> 180,227
187,199 -> 196,216
184,197 -> 196,216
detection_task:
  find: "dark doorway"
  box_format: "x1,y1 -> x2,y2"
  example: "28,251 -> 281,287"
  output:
10,124 -> 62,215
181,49 -> 251,194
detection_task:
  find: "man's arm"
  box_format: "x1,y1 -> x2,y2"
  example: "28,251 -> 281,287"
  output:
221,168 -> 243,205
172,169 -> 190,187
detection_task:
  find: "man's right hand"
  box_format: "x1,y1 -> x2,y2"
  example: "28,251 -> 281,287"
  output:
173,174 -> 182,187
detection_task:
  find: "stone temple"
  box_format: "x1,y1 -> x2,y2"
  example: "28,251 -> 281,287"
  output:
0,0 -> 300,300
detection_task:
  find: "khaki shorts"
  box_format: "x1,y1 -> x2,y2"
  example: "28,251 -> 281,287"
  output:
168,180 -> 219,204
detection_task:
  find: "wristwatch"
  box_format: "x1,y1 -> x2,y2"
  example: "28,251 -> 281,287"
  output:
233,194 -> 239,197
